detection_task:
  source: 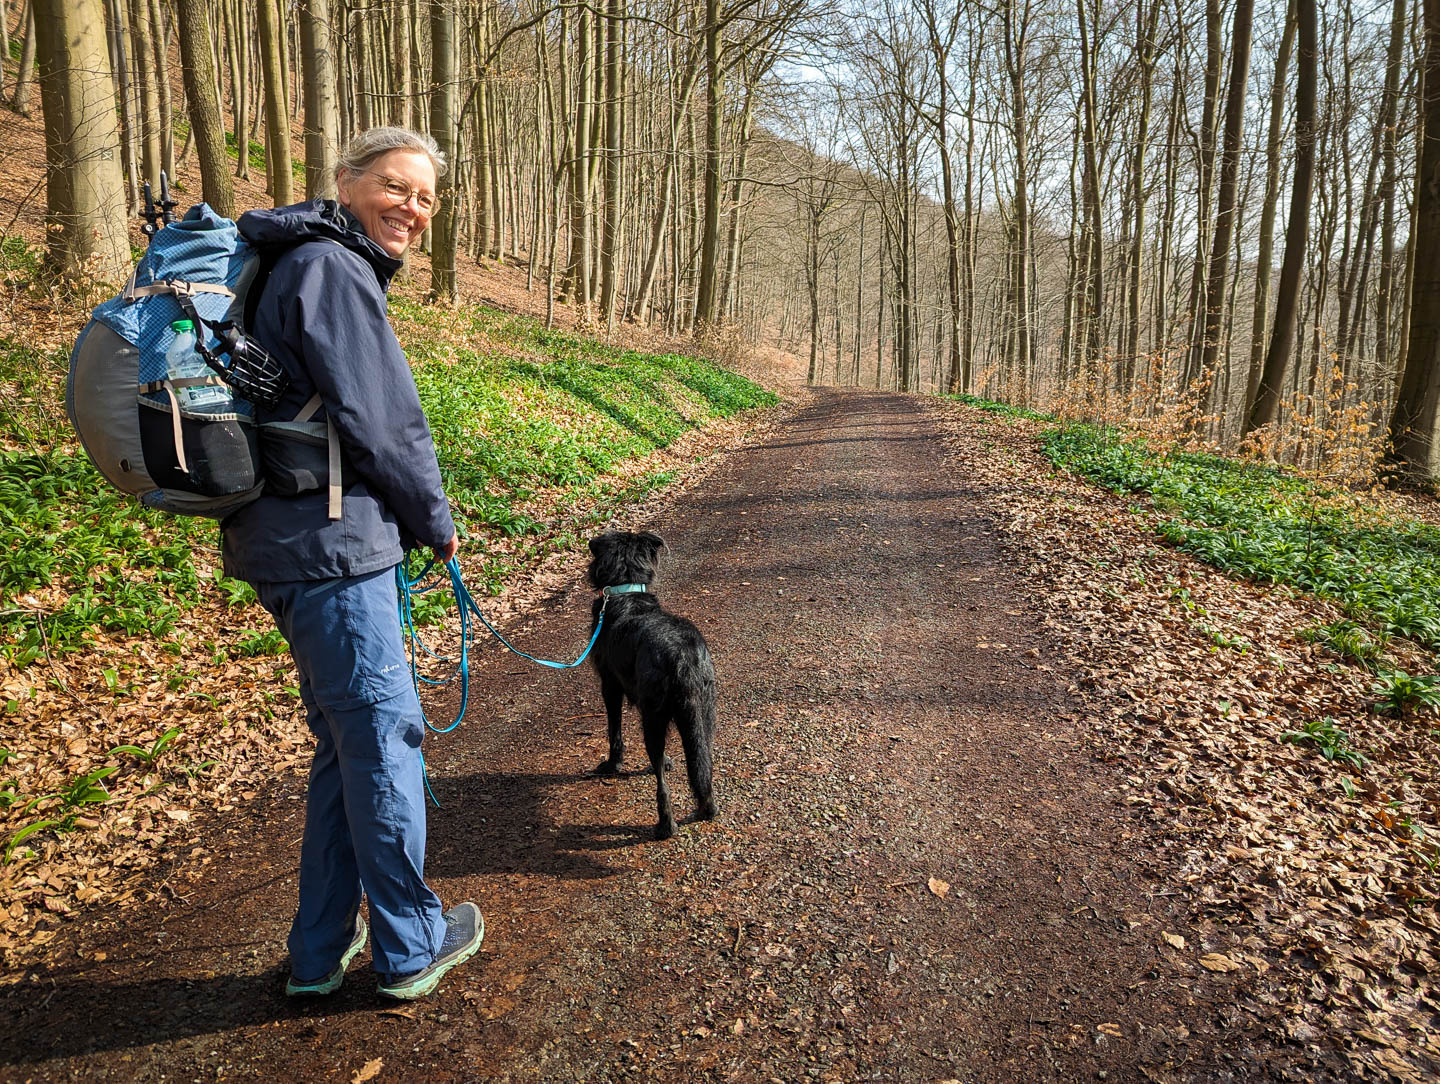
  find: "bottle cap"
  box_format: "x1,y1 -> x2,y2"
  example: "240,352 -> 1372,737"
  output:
171,319 -> 194,332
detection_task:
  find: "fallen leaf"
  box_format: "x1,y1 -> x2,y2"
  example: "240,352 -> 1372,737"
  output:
1199,953 -> 1241,973
1162,932 -> 1186,950
351,1058 -> 383,1083
1096,1022 -> 1124,1038
928,877 -> 950,899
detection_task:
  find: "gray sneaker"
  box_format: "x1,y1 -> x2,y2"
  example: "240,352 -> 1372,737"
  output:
377,902 -> 484,1001
285,915 -> 368,996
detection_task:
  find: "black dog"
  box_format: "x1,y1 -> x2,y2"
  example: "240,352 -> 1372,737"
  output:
587,531 -> 718,840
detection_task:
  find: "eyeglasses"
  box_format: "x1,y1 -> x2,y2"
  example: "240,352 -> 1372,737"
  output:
364,170 -> 438,214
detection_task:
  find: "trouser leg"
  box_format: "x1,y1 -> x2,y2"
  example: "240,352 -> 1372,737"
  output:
325,687 -> 443,977
286,689 -> 363,980
257,567 -> 447,981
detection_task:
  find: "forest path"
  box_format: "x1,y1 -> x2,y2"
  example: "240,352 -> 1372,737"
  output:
0,389 -> 1306,1081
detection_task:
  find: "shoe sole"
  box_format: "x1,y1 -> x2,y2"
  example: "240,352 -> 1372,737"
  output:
377,908 -> 485,1001
285,915 -> 369,997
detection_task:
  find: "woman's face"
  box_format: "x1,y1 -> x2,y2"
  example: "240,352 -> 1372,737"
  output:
337,149 -> 437,258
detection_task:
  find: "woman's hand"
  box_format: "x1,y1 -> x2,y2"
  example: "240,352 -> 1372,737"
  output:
434,535 -> 459,564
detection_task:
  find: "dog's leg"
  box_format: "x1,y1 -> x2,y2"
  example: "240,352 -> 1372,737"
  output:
643,717 -> 676,840
594,676 -> 626,776
676,697 -> 718,822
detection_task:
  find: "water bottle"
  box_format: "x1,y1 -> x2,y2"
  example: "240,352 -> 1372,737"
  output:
165,319 -> 233,414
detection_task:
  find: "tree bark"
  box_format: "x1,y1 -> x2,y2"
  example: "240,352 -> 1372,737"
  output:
147,0 -> 173,179
10,1 -> 37,116
256,0 -> 292,204
32,0 -> 132,279
1198,0 -> 1254,416
1375,0 -> 1409,403
299,0 -> 340,200
428,0 -> 458,302
174,0 -> 235,216
693,0 -> 722,330
1246,0 -> 1317,436
598,0 -> 623,323
1387,0 -> 1440,476
1243,0 -> 1296,421
1184,0 -> 1223,388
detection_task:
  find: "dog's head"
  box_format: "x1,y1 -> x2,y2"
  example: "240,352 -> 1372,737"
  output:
587,531 -> 665,589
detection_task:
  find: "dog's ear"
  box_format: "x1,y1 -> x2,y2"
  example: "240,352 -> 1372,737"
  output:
589,536 -> 605,556
638,531 -> 665,556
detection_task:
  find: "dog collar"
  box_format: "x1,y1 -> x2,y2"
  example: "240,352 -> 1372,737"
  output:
602,584 -> 648,597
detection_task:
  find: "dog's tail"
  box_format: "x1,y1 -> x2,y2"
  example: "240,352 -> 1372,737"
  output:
675,655 -> 717,816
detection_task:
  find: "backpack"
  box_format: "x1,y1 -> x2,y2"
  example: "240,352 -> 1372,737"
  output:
67,203 -> 342,520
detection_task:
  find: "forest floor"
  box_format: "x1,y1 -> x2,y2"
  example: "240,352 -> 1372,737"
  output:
3,387 -> 1429,1083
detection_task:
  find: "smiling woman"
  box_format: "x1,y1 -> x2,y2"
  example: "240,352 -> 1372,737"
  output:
333,129 -> 446,259
216,125 -> 482,1004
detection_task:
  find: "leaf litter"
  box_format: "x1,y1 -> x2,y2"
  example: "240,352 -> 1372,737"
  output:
930,399 -> 1440,1082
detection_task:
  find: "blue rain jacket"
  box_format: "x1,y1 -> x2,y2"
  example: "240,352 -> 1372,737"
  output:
220,200 -> 455,583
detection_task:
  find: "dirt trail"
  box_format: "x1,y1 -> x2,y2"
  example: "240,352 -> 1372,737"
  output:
1,389 -> 1317,1081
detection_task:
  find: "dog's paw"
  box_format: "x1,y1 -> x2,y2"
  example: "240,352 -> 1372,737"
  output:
654,820 -> 676,841
696,800 -> 718,821
593,758 -> 622,776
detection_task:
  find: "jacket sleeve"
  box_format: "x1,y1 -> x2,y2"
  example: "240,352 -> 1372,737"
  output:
290,247 -> 456,550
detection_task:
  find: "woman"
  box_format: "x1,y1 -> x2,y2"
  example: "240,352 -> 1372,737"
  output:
224,127 -> 481,1002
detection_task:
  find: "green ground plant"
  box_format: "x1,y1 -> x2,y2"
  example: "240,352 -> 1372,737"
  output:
1301,619 -> 1388,668
1279,717 -> 1369,772
1044,427 -> 1440,653
1371,669 -> 1440,717
947,393 -> 1055,423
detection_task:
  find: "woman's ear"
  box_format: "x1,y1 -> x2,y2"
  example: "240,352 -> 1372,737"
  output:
335,169 -> 354,208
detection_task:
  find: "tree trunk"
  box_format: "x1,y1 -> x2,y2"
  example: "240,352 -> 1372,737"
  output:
428,0 -> 457,302
1075,0 -> 1105,394
32,0 -> 132,279
223,0 -> 249,180
147,0 -> 173,179
104,0 -> 138,212
693,0 -> 722,330
1124,0 -> 1162,385
1184,0 -> 1223,388
10,1 -> 37,116
257,0 -> 292,204
1003,0 -> 1032,391
1198,0 -> 1254,416
1375,0 -> 1408,402
717,83 -> 757,324
598,0 -> 623,324
390,0 -> 411,126
173,0 -> 234,216
1246,0 -> 1317,435
299,0 -> 340,200
1388,0 -> 1440,476
1243,0 -> 1296,421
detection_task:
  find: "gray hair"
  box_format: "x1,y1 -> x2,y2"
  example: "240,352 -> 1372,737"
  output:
334,127 -> 448,183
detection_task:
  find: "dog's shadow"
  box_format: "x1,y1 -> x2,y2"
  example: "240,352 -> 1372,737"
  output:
422,769 -> 674,880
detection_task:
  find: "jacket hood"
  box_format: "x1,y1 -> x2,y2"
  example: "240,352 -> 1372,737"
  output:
237,199 -> 404,286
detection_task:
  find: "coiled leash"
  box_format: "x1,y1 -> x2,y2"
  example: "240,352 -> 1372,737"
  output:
396,556 -> 619,804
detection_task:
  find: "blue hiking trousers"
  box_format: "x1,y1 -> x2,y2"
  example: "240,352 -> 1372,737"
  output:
254,566 -> 447,980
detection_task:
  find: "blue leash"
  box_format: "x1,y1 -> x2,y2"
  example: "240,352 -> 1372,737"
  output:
396,556 -> 613,804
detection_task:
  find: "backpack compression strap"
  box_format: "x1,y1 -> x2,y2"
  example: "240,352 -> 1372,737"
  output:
122,275 -> 236,302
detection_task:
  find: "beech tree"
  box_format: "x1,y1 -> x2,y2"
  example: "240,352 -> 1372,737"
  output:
31,0 -> 132,278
